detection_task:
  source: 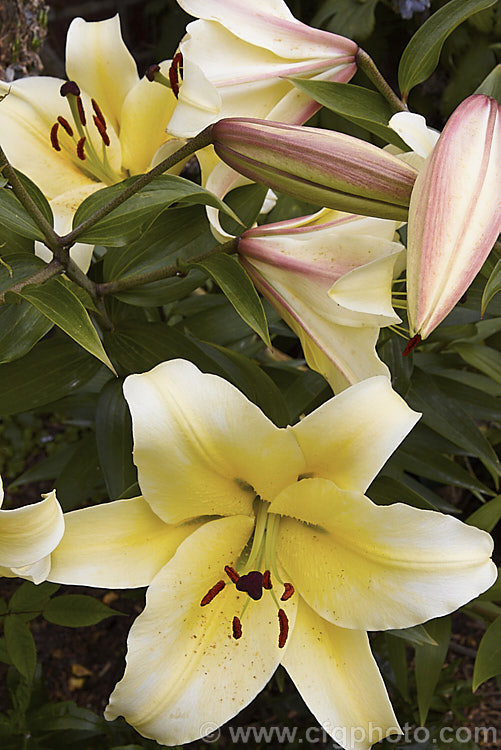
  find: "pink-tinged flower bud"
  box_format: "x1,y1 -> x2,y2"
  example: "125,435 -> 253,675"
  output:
238,209 -> 405,393
407,94 -> 501,339
210,118 -> 418,221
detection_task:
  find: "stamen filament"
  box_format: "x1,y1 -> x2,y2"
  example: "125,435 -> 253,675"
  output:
264,513 -> 283,585
245,500 -> 268,571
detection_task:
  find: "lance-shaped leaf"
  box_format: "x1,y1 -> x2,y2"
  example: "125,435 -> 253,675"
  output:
407,95 -> 501,339
210,118 -> 418,221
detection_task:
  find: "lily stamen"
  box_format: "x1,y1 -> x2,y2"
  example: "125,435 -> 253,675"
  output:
91,98 -> 106,128
263,570 -> 272,589
76,136 -> 86,161
50,123 -> 61,151
224,565 -> 239,583
280,582 -> 294,601
232,616 -> 242,640
278,609 -> 289,648
57,116 -> 73,137
169,52 -> 183,98
200,579 -> 225,607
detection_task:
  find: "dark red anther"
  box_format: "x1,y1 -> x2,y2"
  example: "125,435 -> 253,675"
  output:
93,116 -> 111,146
76,136 -> 86,161
57,116 -> 73,137
91,99 -> 106,128
168,52 -> 183,98
224,565 -> 240,583
232,615 -> 242,640
278,609 -> 288,648
60,81 -> 80,97
76,96 -> 86,126
263,570 -> 272,590
200,579 -> 225,607
145,64 -> 161,82
402,334 -> 421,357
236,571 -> 263,601
281,582 -> 294,601
50,122 -> 61,151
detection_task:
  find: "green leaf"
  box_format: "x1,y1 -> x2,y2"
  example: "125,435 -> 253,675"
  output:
481,258 -> 501,316
13,277 -> 115,372
291,80 -> 408,148
414,616 -> 452,725
194,254 -> 271,346
14,170 -> 53,227
384,634 -> 409,701
4,614 -> 37,682
0,254 -> 53,363
398,0 -> 497,99
9,582 -> 59,617
0,187 -> 46,241
387,624 -> 438,647
478,571 -> 501,602
43,595 -> 122,627
395,446 -> 493,496
408,369 -> 500,477
312,0 -> 378,40
475,64 -> 501,105
0,335 -> 101,417
451,342 -> 501,385
473,615 -> 501,690
95,379 -> 137,501
55,433 -> 105,511
467,495 -> 501,532
73,174 -> 241,246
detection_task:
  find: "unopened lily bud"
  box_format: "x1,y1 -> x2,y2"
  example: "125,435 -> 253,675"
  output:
211,118 -> 418,221
407,94 -> 501,339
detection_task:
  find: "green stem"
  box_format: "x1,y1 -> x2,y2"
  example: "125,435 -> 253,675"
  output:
97,236 -> 239,297
0,144 -> 62,249
356,49 -> 407,112
62,125 -> 215,246
0,258 -> 64,304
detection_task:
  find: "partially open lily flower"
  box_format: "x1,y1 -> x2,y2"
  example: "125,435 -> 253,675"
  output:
167,0 -> 358,138
239,209 -> 405,393
0,15 -> 181,272
0,477 -> 64,584
47,360 -> 496,748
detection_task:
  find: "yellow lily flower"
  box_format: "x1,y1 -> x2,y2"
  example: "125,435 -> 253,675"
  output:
0,15 -> 181,271
0,477 -> 64,584
47,360 -> 496,748
167,0 -> 358,138
239,208 -> 405,393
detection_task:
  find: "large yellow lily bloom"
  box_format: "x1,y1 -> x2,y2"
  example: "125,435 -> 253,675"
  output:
0,16 -> 180,271
0,477 -> 63,583
47,360 -> 496,748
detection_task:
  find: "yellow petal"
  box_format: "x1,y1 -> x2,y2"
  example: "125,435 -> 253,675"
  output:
283,600 -> 400,750
106,515 -> 294,745
289,375 -> 420,492
0,488 -> 63,570
65,15 -> 139,133
120,62 -> 179,175
272,477 -> 497,630
35,183 -> 104,272
123,360 -> 304,524
49,496 -> 196,588
0,78 -> 94,199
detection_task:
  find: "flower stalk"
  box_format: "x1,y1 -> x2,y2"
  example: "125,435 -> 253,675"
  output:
355,49 -> 407,113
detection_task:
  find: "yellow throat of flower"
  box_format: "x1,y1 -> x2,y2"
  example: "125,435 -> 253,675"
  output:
50,80 -> 125,186
200,495 -> 294,648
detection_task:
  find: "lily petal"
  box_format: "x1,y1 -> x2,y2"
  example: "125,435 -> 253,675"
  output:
120,62 -> 179,175
283,600 -> 400,750
272,477 -> 497,630
389,112 -> 439,159
106,515 -> 294,745
289,376 -> 420,492
35,183 -> 104,272
0,78 -> 94,199
65,15 -> 139,133
49,497 -> 198,588
123,360 -> 304,525
0,487 -> 63,570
